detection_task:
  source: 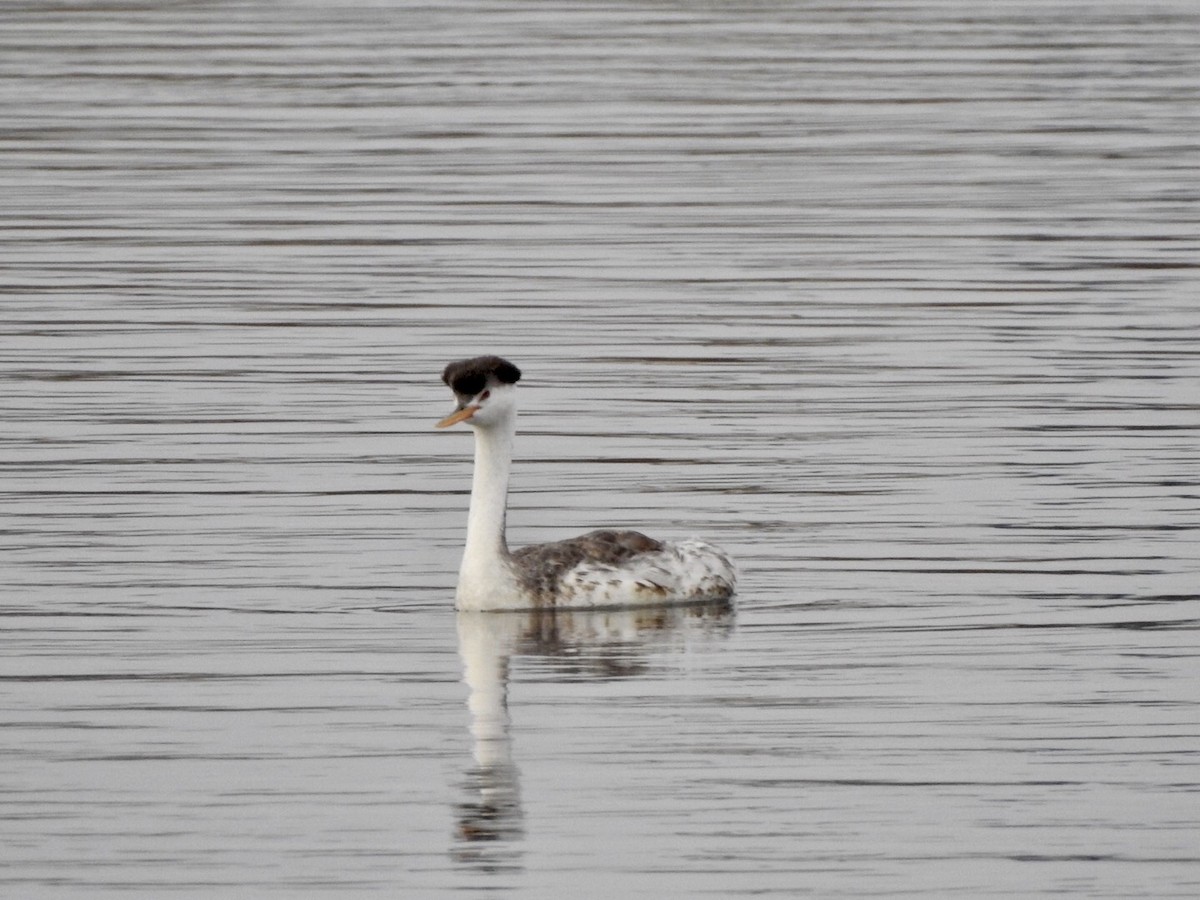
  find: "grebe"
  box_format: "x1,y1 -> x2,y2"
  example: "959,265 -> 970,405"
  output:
436,355 -> 737,611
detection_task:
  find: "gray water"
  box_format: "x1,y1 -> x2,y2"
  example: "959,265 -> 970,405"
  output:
2,1 -> 1198,896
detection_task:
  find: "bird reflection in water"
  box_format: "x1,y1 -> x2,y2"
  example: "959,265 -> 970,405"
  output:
451,600 -> 734,871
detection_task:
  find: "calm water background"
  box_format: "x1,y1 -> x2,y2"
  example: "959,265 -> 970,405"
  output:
2,1 -> 1198,896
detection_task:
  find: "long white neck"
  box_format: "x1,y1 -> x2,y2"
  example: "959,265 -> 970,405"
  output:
457,410 -> 523,609
465,418 -> 513,560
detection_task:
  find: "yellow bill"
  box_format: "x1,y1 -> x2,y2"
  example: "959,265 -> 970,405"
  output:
435,406 -> 478,428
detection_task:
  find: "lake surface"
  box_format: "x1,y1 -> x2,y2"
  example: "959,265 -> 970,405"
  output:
2,1 -> 1198,896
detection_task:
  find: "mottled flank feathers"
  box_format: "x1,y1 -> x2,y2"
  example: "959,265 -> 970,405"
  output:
511,531 -> 736,609
512,530 -> 661,599
442,355 -> 521,398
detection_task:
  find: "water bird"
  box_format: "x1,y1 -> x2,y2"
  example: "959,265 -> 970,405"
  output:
436,355 -> 736,611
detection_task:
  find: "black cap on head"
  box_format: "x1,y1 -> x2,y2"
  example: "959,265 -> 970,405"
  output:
441,355 -> 522,397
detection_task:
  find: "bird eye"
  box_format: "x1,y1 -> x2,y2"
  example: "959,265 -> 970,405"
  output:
480,390 -> 491,400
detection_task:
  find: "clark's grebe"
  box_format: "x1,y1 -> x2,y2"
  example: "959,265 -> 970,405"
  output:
436,355 -> 736,611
